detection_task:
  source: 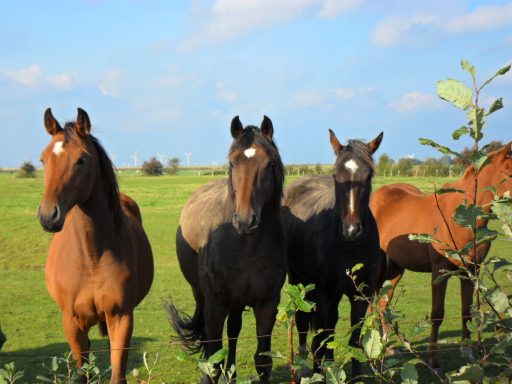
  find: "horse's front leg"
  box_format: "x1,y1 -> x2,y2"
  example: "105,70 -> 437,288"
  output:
62,314 -> 90,383
202,299 -> 229,384
253,300 -> 279,384
105,312 -> 133,384
226,306 -> 245,381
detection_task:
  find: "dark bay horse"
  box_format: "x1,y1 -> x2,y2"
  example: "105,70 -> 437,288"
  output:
166,116 -> 286,383
369,142 -> 512,368
282,130 -> 383,377
38,108 -> 154,383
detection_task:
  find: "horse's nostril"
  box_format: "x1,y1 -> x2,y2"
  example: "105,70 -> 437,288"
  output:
250,214 -> 258,228
51,206 -> 60,222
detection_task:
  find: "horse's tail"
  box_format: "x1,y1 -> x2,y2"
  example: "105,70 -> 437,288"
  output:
164,298 -> 204,356
98,321 -> 108,338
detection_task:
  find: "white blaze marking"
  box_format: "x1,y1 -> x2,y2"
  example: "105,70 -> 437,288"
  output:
344,159 -> 358,174
345,159 -> 358,214
244,147 -> 256,158
53,141 -> 64,156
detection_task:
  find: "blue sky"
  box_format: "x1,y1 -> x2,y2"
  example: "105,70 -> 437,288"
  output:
1,0 -> 511,168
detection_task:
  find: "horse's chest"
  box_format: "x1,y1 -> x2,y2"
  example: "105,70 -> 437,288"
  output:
200,242 -> 286,306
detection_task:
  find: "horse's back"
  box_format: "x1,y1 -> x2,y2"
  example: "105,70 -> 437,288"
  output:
283,175 -> 334,222
179,179 -> 231,253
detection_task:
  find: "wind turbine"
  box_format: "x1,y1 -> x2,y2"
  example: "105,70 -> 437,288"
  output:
130,150 -> 139,168
156,153 -> 167,163
184,152 -> 192,167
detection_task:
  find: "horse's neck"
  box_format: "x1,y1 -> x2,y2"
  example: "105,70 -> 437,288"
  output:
448,167 -> 496,209
69,180 -> 118,262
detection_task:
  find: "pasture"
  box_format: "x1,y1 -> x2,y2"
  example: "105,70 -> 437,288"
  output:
0,171 -> 510,383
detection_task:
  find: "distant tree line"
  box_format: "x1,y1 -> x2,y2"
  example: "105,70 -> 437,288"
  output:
142,157 -> 181,176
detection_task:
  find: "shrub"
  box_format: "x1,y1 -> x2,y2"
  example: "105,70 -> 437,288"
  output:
167,157 -> 180,176
141,157 -> 163,176
19,161 -> 36,178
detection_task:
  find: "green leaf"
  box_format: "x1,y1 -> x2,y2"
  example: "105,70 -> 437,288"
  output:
453,204 -> 483,229
351,263 -> 364,273
208,348 -> 229,365
449,364 -> 484,381
408,233 -> 441,244
487,98 -> 503,115
35,376 -> 53,383
480,64 -> 512,89
437,79 -> 473,110
487,287 -> 510,313
461,59 -> 476,79
476,227 -> 498,245
418,138 -> 461,158
259,351 -> 287,359
470,150 -> 489,171
401,361 -> 419,384
452,125 -> 471,140
466,107 -> 486,141
362,328 -> 383,359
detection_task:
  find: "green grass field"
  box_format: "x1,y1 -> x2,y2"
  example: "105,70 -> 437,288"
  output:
0,172 -> 510,383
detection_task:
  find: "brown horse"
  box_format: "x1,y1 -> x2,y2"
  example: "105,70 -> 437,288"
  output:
38,108 -> 154,383
166,116 -> 286,383
370,142 -> 512,368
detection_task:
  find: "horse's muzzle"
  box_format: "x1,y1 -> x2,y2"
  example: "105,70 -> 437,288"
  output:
232,212 -> 259,235
38,204 -> 63,233
341,221 -> 363,242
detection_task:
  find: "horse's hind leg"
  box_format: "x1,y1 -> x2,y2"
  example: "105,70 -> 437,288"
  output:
105,312 -> 133,384
62,315 -> 90,383
253,301 -> 279,384
226,306 -> 245,380
427,271 -> 448,369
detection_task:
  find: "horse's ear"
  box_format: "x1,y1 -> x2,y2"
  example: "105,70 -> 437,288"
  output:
231,116 -> 243,139
260,115 -> 274,140
501,141 -> 512,158
76,108 -> 91,136
329,129 -> 343,156
44,108 -> 62,136
367,131 -> 384,154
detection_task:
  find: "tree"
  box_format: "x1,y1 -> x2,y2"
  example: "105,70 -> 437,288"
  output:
19,161 -> 36,178
142,157 -> 163,176
482,140 -> 503,153
376,153 -> 394,175
167,157 -> 180,176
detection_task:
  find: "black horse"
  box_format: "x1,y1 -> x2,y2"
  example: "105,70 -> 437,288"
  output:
282,129 -> 383,377
166,116 -> 286,383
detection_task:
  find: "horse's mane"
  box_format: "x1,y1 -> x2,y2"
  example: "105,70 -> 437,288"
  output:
228,126 -> 285,210
343,139 -> 376,172
63,123 -> 123,229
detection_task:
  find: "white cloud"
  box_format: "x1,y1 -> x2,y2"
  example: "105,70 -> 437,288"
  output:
291,89 -> 325,107
373,4 -> 512,47
0,64 -> 74,90
181,0 -> 363,50
333,86 -> 374,100
99,69 -> 124,97
373,14 -> 435,47
445,3 -> 512,33
388,91 -> 435,112
317,0 -> 362,19
216,82 -> 237,102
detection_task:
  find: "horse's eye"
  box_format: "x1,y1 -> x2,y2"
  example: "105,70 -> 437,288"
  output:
76,157 -> 86,166
40,158 -> 44,164
267,161 -> 274,169
229,161 -> 234,168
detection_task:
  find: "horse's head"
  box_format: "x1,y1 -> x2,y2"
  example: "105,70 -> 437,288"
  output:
228,116 -> 284,235
486,141 -> 512,190
38,108 -> 99,232
329,129 -> 383,242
